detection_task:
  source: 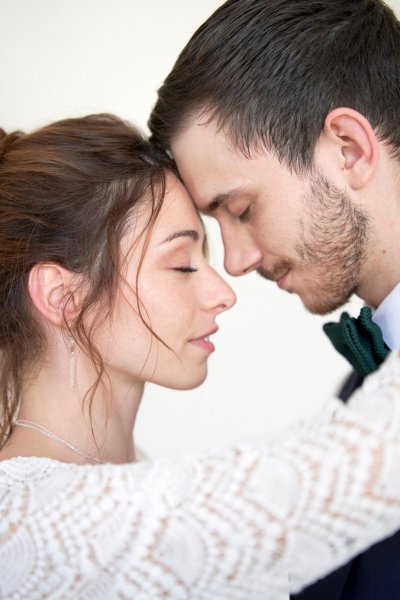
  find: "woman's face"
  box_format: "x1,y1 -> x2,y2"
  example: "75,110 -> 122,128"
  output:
97,175 -> 236,390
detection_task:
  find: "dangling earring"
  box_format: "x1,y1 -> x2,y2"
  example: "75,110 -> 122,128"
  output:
69,336 -> 76,389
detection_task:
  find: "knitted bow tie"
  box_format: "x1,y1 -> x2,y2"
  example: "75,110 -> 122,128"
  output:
323,306 -> 390,376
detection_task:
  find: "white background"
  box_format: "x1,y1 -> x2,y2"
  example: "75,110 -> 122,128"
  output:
1,0 -> 399,458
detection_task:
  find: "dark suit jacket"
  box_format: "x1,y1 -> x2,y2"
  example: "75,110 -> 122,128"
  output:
291,371 -> 400,600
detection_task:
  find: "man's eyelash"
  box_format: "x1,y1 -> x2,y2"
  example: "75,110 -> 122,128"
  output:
239,206 -> 251,223
174,267 -> 198,273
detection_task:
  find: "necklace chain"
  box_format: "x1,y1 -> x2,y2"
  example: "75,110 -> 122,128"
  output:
14,419 -> 104,464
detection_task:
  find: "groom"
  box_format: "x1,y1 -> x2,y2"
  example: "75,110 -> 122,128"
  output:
149,0 -> 400,598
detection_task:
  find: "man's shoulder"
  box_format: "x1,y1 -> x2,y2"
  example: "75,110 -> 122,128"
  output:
292,369 -> 400,600
291,561 -> 351,600
291,528 -> 400,600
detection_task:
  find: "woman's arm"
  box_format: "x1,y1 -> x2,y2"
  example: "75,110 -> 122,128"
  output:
1,354 -> 400,599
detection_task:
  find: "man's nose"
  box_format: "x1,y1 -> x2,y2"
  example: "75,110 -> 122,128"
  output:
223,237 -> 263,276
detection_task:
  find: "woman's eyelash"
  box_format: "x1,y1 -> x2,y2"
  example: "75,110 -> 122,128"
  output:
174,267 -> 198,273
238,206 -> 251,223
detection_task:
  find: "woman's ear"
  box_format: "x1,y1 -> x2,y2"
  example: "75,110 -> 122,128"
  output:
28,263 -> 82,327
320,107 -> 379,189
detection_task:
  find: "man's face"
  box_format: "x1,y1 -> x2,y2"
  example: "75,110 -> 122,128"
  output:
171,118 -> 369,315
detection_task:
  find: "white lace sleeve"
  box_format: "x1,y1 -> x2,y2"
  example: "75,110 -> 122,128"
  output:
2,354 -> 400,600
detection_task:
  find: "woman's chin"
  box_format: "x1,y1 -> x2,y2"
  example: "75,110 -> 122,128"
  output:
160,367 -> 209,391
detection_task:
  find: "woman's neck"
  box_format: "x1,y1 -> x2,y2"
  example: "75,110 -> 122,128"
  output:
2,351 -> 144,465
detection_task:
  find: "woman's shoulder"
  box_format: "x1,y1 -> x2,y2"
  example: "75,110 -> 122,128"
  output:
0,455 -> 153,488
0,456 -> 72,490
0,456 -> 78,483
0,456 -> 153,512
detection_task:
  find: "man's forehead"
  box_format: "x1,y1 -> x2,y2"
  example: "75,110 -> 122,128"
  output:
172,116 -> 233,159
172,120 -> 289,212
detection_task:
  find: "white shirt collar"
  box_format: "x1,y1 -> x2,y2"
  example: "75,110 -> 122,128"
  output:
372,282 -> 400,350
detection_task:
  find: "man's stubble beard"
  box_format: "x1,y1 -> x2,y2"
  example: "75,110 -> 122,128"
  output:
257,173 -> 369,315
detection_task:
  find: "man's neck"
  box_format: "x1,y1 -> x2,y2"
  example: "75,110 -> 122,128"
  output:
354,146 -> 400,308
356,223 -> 400,308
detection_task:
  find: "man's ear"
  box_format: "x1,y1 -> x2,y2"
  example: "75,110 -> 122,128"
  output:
320,107 -> 379,189
28,263 -> 83,327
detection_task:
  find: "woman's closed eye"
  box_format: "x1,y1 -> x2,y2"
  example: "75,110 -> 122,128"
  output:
174,266 -> 198,273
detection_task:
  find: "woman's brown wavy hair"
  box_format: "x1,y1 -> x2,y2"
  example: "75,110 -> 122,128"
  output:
0,113 -> 174,448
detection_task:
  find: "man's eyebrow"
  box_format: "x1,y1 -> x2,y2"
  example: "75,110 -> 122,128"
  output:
204,187 -> 246,214
159,229 -> 200,245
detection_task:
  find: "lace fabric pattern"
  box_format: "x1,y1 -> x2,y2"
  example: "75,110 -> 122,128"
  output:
1,354 -> 400,599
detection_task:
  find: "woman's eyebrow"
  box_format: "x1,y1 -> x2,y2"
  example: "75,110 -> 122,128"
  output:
159,229 -> 200,245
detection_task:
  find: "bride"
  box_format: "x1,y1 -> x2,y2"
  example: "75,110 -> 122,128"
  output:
0,113 -> 400,599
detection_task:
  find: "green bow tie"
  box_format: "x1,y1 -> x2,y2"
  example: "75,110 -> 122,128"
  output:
323,307 -> 390,376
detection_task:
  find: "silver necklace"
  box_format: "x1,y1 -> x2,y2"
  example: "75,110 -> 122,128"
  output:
14,419 -> 105,464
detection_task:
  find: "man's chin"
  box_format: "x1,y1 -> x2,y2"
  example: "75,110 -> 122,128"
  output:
300,289 -> 354,316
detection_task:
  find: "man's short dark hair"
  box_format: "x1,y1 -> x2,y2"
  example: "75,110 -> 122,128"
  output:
149,0 -> 400,171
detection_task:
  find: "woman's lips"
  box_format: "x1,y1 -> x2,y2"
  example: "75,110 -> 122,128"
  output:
189,327 -> 218,352
189,337 -> 215,352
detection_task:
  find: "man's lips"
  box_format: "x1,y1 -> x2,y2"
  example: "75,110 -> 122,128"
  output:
257,264 -> 291,290
189,326 -> 218,352
277,271 -> 290,289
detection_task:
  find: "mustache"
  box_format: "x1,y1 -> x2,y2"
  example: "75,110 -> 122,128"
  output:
257,261 -> 293,282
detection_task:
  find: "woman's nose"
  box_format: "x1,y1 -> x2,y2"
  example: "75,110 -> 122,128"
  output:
206,269 -> 237,314
218,278 -> 236,313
